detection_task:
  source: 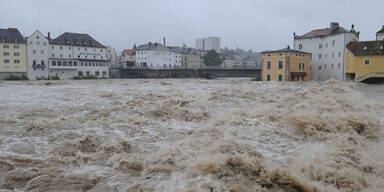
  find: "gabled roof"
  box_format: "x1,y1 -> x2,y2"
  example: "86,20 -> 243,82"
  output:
346,41 -> 384,56
137,43 -> 175,53
0,28 -> 26,44
295,25 -> 357,39
50,32 -> 105,48
261,48 -> 311,55
122,49 -> 135,56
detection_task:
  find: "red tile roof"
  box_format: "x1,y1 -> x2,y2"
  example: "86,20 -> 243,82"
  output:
295,26 -> 353,39
122,49 -> 135,55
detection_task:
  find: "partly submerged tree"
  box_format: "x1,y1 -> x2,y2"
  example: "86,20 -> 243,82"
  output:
204,50 -> 221,67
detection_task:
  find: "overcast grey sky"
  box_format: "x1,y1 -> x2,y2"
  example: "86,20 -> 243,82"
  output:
1,0 -> 383,52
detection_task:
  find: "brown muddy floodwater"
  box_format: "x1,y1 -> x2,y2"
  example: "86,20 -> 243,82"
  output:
0,78 -> 383,192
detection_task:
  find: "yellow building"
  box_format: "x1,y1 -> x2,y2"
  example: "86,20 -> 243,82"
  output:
0,28 -> 27,79
345,41 -> 384,82
182,53 -> 201,68
261,47 -> 311,81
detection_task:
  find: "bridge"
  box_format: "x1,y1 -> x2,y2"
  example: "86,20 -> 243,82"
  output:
110,67 -> 261,79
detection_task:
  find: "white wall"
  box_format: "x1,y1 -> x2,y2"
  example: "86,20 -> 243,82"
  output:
26,31 -> 49,80
136,50 -> 181,68
294,32 -> 358,81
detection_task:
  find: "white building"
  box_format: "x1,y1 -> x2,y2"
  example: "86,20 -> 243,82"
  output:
293,22 -> 359,81
48,32 -> 110,79
26,30 -> 50,80
136,42 -> 181,68
376,25 -> 384,41
195,36 -> 221,52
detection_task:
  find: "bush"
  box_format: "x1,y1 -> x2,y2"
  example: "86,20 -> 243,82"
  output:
4,74 -> 29,81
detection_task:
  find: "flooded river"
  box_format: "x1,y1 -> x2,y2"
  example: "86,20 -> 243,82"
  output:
0,79 -> 383,191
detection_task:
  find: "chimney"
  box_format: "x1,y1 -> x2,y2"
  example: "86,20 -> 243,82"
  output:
163,37 -> 166,46
48,32 -> 51,41
330,22 -> 339,31
351,24 -> 355,30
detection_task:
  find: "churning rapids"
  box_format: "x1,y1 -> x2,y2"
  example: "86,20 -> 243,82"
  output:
0,79 -> 384,192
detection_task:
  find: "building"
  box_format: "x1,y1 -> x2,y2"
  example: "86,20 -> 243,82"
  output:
376,26 -> 384,41
26,30 -> 49,80
294,22 -> 359,81
261,47 -> 311,81
121,49 -> 136,67
0,28 -> 27,79
169,46 -> 202,68
195,36 -> 220,52
106,46 -> 118,68
48,32 -> 110,79
136,42 -> 181,68
345,40 -> 384,82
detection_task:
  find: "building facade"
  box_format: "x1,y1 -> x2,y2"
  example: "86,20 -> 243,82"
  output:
294,22 -> 359,81
26,30 -> 49,80
106,46 -> 118,68
262,47 -> 311,81
48,32 -> 110,79
121,49 -> 136,67
169,46 -> 202,68
195,36 -> 221,52
345,40 -> 384,82
136,43 -> 181,68
0,28 -> 27,79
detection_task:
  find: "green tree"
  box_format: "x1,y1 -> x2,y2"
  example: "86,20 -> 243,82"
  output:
126,61 -> 135,67
204,50 -> 221,67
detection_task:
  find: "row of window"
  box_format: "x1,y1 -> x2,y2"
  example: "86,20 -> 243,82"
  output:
51,46 -> 104,52
298,40 -> 336,50
2,45 -> 20,49
318,52 -> 342,59
3,52 -> 20,56
2,59 -> 20,64
78,71 -> 107,77
137,62 -> 180,68
266,74 -> 283,81
51,54 -> 104,60
317,63 -> 341,70
266,61 -> 284,70
29,41 -> 47,46
50,60 -> 109,67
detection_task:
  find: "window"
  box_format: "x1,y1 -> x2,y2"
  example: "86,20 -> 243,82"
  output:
325,64 -> 327,69
14,60 -> 20,64
52,54 -> 55,57
318,65 -> 322,70
74,61 -> 78,66
57,61 -> 62,66
36,36 -> 39,39
332,40 -> 336,47
33,60 -> 36,66
325,54 -> 328,59
267,61 -> 271,70
78,71 -> 83,76
338,52 -> 342,57
60,46 -> 62,49
14,52 -> 19,56
51,61 -> 56,66
29,41 -> 33,45
331,64 -> 334,68
278,61 -> 283,69
14,45 -> 19,49
69,47 -> 71,50
338,63 -> 341,69
41,50 -> 44,54
69,55 -> 71,58
278,74 -> 283,81
60,54 -> 63,58
63,61 -> 67,66
43,42 -> 46,45
319,44 -> 323,49
4,59 -> 10,64
95,71 -> 100,76
33,50 -> 36,54
3,52 -> 9,56
299,44 -> 303,50
319,54 -> 322,59
52,46 -> 54,49
68,61 -> 72,66
267,74 -> 271,81
299,63 -> 305,70
364,59 -> 370,65
3,45 -> 9,48
325,43 -> 328,48
41,61 -> 44,66
86,71 -> 90,76
332,53 -> 334,58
